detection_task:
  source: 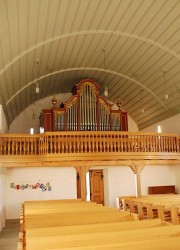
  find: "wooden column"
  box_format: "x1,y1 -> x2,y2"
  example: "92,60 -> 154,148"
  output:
129,164 -> 144,198
75,166 -> 90,201
135,166 -> 142,198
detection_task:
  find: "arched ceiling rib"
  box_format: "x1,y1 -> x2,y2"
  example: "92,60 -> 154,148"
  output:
6,67 -> 169,112
0,0 -> 180,130
1,29 -> 180,77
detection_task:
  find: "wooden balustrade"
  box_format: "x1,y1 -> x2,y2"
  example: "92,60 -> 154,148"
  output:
0,134 -> 40,155
0,131 -> 179,156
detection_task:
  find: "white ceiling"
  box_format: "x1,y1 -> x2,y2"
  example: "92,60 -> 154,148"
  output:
0,0 -> 180,130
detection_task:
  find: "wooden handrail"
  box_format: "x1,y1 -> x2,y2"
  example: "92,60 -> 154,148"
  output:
0,131 -> 179,156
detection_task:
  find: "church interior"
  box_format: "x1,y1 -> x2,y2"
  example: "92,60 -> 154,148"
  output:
0,0 -> 180,249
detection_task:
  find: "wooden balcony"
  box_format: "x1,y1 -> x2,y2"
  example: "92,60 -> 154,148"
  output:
0,131 -> 180,167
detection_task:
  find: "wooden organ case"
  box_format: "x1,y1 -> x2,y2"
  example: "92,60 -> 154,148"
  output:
40,79 -> 128,132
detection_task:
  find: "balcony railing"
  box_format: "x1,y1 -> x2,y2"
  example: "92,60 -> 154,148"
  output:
0,131 -> 179,156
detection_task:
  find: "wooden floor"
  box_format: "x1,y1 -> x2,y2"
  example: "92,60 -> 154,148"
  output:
0,219 -> 20,250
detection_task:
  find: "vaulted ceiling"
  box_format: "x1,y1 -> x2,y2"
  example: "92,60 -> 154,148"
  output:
0,0 -> 180,130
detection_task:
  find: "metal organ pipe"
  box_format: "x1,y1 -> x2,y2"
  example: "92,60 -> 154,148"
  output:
87,86 -> 89,130
92,92 -> 95,130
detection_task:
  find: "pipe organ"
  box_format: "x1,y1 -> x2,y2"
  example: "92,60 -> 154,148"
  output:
40,79 -> 128,132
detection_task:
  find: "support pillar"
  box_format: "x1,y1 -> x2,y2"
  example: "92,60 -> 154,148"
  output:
75,166 -> 90,201
135,166 -> 142,198
129,164 -> 144,198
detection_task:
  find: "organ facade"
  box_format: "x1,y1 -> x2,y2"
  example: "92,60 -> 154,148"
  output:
40,79 -> 128,132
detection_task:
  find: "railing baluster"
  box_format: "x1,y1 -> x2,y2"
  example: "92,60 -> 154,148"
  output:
84,134 -> 87,153
0,132 -> 180,158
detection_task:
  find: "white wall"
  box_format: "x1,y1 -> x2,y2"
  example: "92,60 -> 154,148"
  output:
141,165 -> 177,194
141,113 -> 180,134
3,164 -> 179,218
103,165 -> 178,208
174,166 -> 180,193
0,168 -> 6,231
127,115 -> 139,132
0,105 -> 8,133
141,115 -> 180,196
9,93 -> 72,134
0,107 -> 8,232
106,166 -> 136,208
5,167 -> 77,219
0,104 -> 2,131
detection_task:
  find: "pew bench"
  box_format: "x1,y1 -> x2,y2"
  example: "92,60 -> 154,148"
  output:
25,224 -> 180,250
25,218 -> 165,237
39,238 -> 180,250
20,199 -> 180,250
121,195 -> 180,224
24,202 -> 107,216
25,210 -> 134,229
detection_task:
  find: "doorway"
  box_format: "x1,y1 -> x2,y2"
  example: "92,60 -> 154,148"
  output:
76,169 -> 104,205
89,170 -> 104,204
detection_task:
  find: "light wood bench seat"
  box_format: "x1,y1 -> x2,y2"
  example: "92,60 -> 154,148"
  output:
24,199 -> 88,209
25,218 -> 165,237
24,201 -> 101,212
24,203 -> 112,216
25,198 -> 81,203
123,195 -> 180,207
25,210 -> 133,228
40,238 -> 180,250
25,224 -> 180,250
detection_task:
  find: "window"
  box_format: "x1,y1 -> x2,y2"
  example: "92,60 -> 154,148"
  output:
40,127 -> 44,133
157,125 -> 162,133
30,128 -> 34,134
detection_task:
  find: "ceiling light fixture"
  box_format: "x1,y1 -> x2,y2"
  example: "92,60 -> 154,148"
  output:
140,88 -> 145,113
162,68 -> 168,100
103,48 -> 108,97
35,59 -> 40,94
35,83 -> 39,94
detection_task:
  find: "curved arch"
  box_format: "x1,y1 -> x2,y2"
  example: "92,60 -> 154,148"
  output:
6,67 -> 168,111
0,30 -> 179,78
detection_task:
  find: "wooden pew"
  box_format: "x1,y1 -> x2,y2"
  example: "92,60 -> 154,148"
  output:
17,203 -> 25,250
25,225 -> 180,250
25,218 -> 165,237
171,205 -> 180,225
36,238 -> 180,250
24,200 -> 103,212
22,199 -> 134,249
25,210 -> 134,228
22,199 -> 180,250
24,201 -> 133,227
121,195 -> 180,224
20,199 -> 84,249
148,185 -> 176,194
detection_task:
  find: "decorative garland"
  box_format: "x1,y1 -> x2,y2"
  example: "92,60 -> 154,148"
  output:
10,181 -> 52,191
